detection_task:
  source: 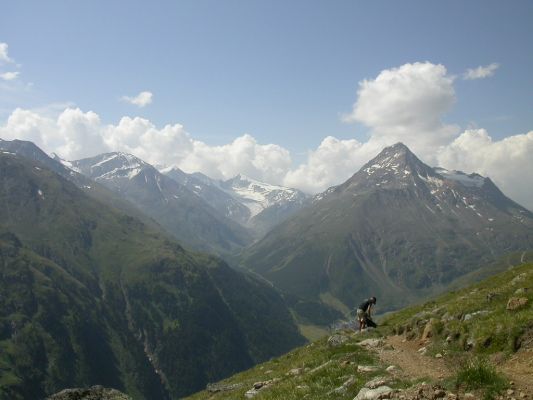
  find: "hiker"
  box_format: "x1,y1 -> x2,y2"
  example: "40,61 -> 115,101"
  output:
356,296 -> 377,331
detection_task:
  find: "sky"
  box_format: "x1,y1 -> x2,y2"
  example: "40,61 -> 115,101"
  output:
0,1 -> 532,208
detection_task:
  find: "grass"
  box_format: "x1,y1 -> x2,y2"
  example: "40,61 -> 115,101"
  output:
187,262 -> 533,399
454,358 -> 508,400
186,331 -> 393,400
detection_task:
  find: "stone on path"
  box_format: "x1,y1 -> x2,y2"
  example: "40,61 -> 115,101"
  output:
354,385 -> 393,400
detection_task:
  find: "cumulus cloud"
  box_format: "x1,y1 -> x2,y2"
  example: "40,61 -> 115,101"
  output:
0,71 -> 19,81
463,63 -> 500,80
0,108 -> 292,184
342,62 -> 459,162
0,43 -> 13,64
121,91 -> 153,107
0,60 -> 531,210
437,129 -> 533,209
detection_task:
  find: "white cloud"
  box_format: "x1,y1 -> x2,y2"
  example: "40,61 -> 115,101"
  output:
0,71 -> 20,81
463,63 -> 500,80
121,91 -> 153,107
437,129 -> 533,210
0,43 -> 13,64
343,62 -> 459,161
0,61 -> 531,210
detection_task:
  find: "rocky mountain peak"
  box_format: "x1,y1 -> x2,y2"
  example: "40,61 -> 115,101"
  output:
72,152 -> 151,181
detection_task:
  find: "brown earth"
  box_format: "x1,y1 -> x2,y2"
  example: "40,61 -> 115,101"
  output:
373,334 -> 533,399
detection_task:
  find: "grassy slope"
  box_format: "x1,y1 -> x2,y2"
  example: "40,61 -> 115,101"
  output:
186,262 -> 533,399
0,154 -> 304,399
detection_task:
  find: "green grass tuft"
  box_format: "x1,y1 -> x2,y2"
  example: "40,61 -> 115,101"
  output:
455,358 -> 507,400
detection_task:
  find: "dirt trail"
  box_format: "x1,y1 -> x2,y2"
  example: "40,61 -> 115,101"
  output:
374,335 -> 533,397
377,335 -> 451,380
500,347 -> 533,394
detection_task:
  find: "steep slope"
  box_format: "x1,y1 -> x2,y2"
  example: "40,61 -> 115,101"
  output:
0,153 -> 304,400
162,167 -> 251,226
162,168 -> 310,237
241,143 -> 533,323
71,153 -> 252,255
221,174 -> 310,236
0,138 -> 162,228
185,260 -> 533,400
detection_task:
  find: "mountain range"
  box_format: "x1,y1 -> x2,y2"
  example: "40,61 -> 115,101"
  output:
0,149 -> 304,399
241,143 -> 533,324
1,137 -> 532,399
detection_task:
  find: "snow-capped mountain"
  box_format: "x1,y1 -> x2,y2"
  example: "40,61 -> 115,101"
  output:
161,168 -> 310,236
162,167 -> 251,226
221,174 -> 310,235
71,153 -> 252,254
242,142 -> 533,323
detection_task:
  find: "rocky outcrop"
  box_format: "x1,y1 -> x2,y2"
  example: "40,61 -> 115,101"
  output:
507,297 -> 529,311
46,386 -> 132,400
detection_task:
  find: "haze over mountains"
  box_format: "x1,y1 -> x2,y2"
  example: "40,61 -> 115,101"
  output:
1,137 -> 532,399
0,145 -> 304,399
241,143 -> 533,323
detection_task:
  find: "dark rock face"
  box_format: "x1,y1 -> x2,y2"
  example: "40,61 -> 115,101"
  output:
46,386 -> 132,400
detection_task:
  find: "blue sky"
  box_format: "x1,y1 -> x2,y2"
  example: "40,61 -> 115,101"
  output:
1,1 -> 532,208
2,1 -> 532,145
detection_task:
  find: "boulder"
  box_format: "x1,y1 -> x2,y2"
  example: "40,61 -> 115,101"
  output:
354,385 -> 393,400
328,334 -> 349,347
359,338 -> 384,348
357,365 -> 380,373
364,377 -> 390,389
507,297 -> 529,311
421,318 -> 439,340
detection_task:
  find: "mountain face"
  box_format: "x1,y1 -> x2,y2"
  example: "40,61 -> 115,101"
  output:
221,175 -> 310,236
162,168 -> 310,237
0,152 -> 304,400
70,153 -> 252,255
0,139 -> 162,227
162,167 -> 252,227
241,143 -> 533,324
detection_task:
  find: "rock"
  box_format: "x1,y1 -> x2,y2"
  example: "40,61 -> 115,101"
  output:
422,318 -> 439,341
435,353 -> 443,358
463,310 -> 490,321
354,385 -> 393,400
287,367 -> 304,376
328,334 -> 349,347
46,386 -> 132,400
511,273 -> 527,285
357,365 -> 380,373
434,389 -> 446,397
385,365 -> 398,372
465,338 -> 475,350
514,288 -> 529,295
507,389 -> 515,395
330,375 -> 357,394
417,346 -> 427,355
486,292 -> 497,302
245,378 -> 280,398
464,393 -> 475,399
507,297 -> 529,311
359,338 -> 384,348
308,360 -> 332,374
365,377 -> 390,389
206,382 -> 244,393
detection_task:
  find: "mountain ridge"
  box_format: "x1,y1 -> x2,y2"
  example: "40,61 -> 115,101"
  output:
241,142 -> 533,325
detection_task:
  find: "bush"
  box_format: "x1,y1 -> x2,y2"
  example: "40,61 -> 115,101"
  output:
455,358 -> 507,400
